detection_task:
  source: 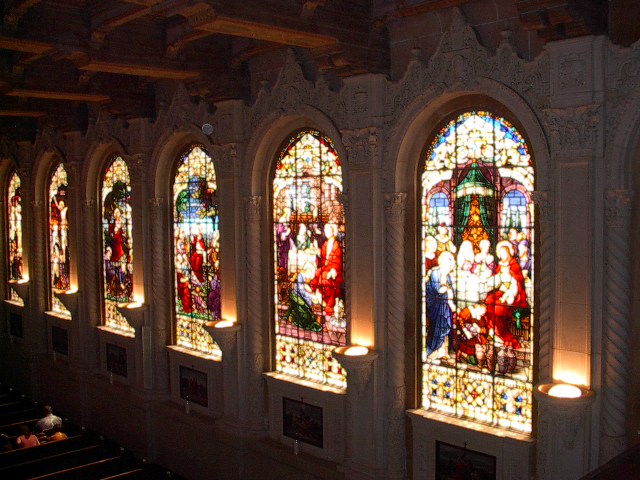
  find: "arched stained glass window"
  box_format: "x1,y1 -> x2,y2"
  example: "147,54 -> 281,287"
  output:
48,163 -> 71,315
8,171 -> 24,282
421,112 -> 534,433
273,130 -> 346,388
101,156 -> 134,333
172,145 -> 221,357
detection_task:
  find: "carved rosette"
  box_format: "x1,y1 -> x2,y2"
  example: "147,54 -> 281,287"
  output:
601,189 -> 634,462
383,192 -> 407,476
530,190 -> 553,382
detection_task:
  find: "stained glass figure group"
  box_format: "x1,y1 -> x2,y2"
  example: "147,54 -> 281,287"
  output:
48,164 -> 71,315
172,145 -> 221,357
101,157 -> 135,333
8,172 -> 23,282
273,130 -> 346,388
421,112 -> 534,433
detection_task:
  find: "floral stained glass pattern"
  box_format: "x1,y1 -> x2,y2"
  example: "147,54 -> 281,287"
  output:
49,163 -> 71,316
101,157 -> 134,333
7,172 -> 24,282
421,112 -> 534,433
173,145 -> 221,357
273,130 -> 346,388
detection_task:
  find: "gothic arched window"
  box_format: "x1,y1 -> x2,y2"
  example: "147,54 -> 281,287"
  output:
421,112 -> 534,433
48,163 -> 71,315
172,145 -> 221,356
273,130 -> 346,388
8,171 -> 24,281
101,156 -> 134,333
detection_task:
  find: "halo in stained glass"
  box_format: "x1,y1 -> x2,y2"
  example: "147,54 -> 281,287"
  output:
172,145 -> 221,357
273,130 -> 346,388
421,111 -> 534,433
101,156 -> 135,333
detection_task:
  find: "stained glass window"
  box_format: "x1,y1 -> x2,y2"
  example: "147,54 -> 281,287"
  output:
101,156 -> 135,333
421,112 -> 534,433
172,145 -> 221,357
48,163 -> 71,315
273,130 -> 346,388
7,171 -> 24,282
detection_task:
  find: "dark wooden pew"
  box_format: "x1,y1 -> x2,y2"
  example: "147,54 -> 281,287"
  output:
0,435 -> 88,468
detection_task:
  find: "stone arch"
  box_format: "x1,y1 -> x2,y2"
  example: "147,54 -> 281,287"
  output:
387,80 -> 552,409
81,141 -> 128,202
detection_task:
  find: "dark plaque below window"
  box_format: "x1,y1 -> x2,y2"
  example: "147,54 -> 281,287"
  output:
179,366 -> 208,408
282,397 -> 323,448
9,313 -> 23,338
51,326 -> 68,356
436,441 -> 496,480
106,343 -> 128,378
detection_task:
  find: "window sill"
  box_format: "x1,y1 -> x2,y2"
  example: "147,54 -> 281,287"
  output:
97,325 -> 135,339
165,344 -> 222,362
263,372 -> 346,396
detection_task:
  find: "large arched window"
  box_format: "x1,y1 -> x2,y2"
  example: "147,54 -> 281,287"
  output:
421,112 -> 534,433
48,163 -> 71,315
7,171 -> 24,303
172,145 -> 221,357
273,130 -> 346,388
101,156 -> 134,333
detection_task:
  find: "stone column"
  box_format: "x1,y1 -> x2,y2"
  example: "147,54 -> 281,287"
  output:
531,190 -> 554,383
149,197 -> 170,392
80,199 -> 100,368
600,189 -> 633,462
383,192 -> 407,479
242,195 -> 265,433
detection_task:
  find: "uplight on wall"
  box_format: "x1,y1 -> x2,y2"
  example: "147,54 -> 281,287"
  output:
547,383 -> 582,398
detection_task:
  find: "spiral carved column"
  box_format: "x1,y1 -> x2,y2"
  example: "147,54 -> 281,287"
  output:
150,197 -> 170,392
600,189 -> 633,462
81,199 -> 100,367
383,192 -> 407,479
244,195 -> 265,431
531,190 -> 553,383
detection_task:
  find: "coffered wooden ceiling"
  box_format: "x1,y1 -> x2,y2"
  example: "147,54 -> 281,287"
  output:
0,0 -> 625,142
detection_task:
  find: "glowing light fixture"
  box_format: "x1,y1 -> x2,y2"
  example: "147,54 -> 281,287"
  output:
547,383 -> 582,398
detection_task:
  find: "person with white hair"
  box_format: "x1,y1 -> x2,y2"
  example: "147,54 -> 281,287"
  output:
34,405 -> 62,433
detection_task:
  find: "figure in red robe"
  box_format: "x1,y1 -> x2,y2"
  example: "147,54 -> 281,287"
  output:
189,226 -> 207,283
310,223 -> 344,316
483,241 -> 528,349
109,208 -> 125,262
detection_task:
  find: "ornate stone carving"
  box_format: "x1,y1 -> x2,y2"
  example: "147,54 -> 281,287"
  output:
244,195 -> 262,219
384,192 -> 406,225
605,189 -> 633,227
211,143 -> 237,178
559,52 -> 587,89
543,104 -> 600,151
342,127 -> 380,170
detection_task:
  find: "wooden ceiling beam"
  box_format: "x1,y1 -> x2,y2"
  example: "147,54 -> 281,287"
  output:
0,36 -> 54,54
6,89 -> 110,102
0,110 -> 46,117
395,0 -> 474,17
78,61 -> 200,80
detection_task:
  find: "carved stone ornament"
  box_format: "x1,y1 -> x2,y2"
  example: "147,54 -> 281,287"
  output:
384,192 -> 407,224
543,104 -> 600,151
342,127 -> 380,170
244,195 -> 262,219
530,190 -> 552,220
605,189 -> 634,226
211,143 -> 237,178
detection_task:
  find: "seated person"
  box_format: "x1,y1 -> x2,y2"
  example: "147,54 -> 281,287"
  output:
15,426 -> 39,448
46,425 -> 68,442
34,405 -> 62,433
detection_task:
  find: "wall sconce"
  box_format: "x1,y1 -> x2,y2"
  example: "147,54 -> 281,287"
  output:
54,289 -> 80,316
202,320 -> 241,354
333,345 -> 378,394
7,279 -> 29,302
115,302 -> 147,330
